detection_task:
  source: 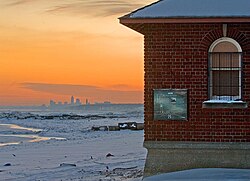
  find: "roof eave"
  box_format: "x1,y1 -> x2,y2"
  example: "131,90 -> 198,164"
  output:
120,17 -> 250,25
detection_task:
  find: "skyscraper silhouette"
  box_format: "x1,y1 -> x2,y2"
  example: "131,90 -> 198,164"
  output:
71,96 -> 74,105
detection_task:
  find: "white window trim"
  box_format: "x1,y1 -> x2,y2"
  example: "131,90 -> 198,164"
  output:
209,37 -> 242,52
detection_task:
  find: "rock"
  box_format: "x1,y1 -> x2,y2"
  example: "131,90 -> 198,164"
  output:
99,126 -> 108,131
106,166 -> 109,173
108,126 -> 120,131
118,122 -> 137,129
91,126 -> 100,131
91,126 -> 108,131
106,153 -> 114,157
118,123 -> 128,129
4,163 -> 11,167
59,163 -> 76,167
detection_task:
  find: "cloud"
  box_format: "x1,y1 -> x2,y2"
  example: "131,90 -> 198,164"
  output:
48,1 -> 143,17
7,0 -> 144,17
107,84 -> 133,90
21,82 -> 143,103
21,83 -> 99,95
6,0 -> 34,6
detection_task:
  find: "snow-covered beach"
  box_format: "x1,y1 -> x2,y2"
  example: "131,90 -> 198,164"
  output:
0,107 -> 146,181
1,108 -> 250,181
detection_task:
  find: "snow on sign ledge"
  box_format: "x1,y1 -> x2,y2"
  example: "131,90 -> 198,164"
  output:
202,100 -> 248,109
129,0 -> 250,18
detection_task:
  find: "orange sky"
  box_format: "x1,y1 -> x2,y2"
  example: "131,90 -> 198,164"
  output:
0,0 -> 154,106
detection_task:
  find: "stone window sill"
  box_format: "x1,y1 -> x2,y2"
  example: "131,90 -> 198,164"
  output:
202,100 -> 248,109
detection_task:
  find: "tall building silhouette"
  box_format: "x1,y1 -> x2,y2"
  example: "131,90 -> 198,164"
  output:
86,99 -> 90,105
50,100 -> 56,107
75,98 -> 81,105
71,96 -> 74,105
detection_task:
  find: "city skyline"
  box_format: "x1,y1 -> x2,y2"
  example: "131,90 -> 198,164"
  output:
0,0 -> 154,106
49,95 -> 112,108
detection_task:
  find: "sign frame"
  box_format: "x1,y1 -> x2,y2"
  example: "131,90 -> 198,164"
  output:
153,89 -> 188,121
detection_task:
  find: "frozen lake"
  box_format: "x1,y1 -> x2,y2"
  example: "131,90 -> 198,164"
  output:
0,108 -> 146,180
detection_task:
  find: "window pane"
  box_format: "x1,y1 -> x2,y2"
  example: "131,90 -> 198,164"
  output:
213,41 -> 238,52
211,54 -> 220,68
212,70 -> 239,96
232,53 -> 240,68
211,53 -> 240,68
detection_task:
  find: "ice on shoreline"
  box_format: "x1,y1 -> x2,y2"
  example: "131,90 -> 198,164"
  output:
0,123 -> 66,147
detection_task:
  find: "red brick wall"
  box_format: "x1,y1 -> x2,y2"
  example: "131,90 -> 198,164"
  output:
143,23 -> 250,142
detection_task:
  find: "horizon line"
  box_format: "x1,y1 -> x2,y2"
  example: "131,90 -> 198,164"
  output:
0,103 -> 144,107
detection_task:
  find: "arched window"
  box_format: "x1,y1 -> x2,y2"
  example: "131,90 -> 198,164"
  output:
208,38 -> 242,101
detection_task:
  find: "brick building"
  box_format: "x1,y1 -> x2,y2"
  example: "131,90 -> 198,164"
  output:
120,0 -> 250,177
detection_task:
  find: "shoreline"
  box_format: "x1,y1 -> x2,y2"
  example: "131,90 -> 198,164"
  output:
0,123 -> 66,147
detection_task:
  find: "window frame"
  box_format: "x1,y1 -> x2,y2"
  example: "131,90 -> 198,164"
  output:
208,37 -> 242,101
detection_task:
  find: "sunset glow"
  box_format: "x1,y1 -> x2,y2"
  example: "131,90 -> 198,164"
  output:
0,0 -> 155,105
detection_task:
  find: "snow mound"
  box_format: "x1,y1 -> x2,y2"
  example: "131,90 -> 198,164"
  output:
143,168 -> 250,181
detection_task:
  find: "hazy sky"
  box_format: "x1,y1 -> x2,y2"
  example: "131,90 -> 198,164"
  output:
0,0 -> 154,105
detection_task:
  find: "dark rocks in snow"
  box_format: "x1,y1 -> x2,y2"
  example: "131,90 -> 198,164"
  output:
4,163 -> 11,167
106,153 -> 114,157
108,126 -> 120,131
118,122 -> 136,129
0,112 -> 127,120
106,166 -> 109,173
92,126 -> 120,131
92,122 -> 144,132
91,126 -> 108,131
102,166 -> 143,179
119,122 -> 144,130
59,163 -> 76,167
118,122 -> 144,130
113,166 -> 138,171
